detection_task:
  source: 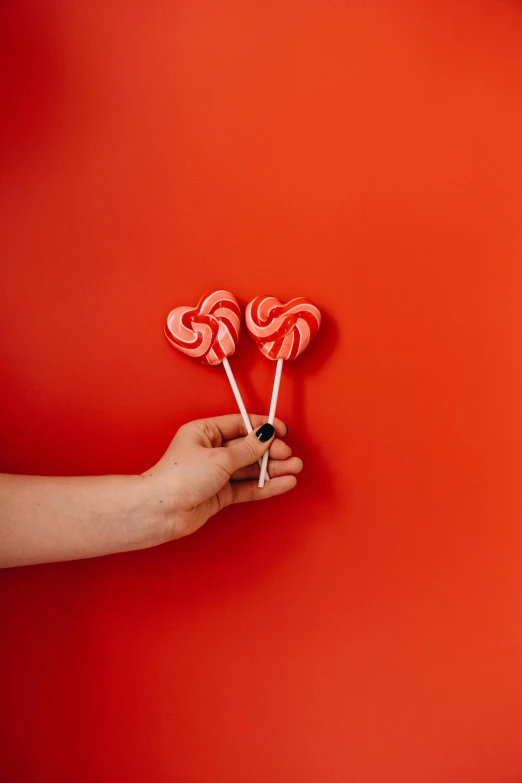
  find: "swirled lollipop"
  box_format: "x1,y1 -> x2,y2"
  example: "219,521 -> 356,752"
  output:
165,290 -> 262,465
246,295 -> 322,486
165,289 -> 241,366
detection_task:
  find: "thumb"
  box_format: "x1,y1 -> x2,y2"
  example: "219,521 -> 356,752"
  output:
221,423 -> 275,474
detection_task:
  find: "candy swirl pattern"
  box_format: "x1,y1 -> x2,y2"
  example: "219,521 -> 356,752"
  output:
165,290 -> 241,365
245,296 -> 321,361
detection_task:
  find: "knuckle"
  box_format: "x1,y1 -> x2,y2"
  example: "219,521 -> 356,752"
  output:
242,438 -> 259,464
238,417 -> 249,437
216,486 -> 232,512
201,420 -> 218,442
207,449 -> 231,480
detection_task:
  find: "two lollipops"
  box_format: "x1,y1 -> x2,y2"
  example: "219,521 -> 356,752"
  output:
165,290 -> 321,487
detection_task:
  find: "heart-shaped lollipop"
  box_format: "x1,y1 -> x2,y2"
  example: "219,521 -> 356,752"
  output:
246,295 -> 322,487
165,289 -> 267,475
165,289 -> 241,366
245,296 -> 321,361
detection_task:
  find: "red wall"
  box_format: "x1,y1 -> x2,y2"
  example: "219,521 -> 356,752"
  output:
1,1 -> 522,781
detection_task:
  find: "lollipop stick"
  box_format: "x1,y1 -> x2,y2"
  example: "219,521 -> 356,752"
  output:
222,357 -> 267,478
258,358 -> 284,488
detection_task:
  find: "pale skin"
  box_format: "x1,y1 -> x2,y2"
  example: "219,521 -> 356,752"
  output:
0,414 -> 303,568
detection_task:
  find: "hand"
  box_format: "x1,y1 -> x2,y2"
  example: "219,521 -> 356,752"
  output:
142,413 -> 303,542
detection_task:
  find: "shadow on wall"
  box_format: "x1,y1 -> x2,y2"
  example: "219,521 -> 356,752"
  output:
235,298 -> 342,507
283,305 -> 341,505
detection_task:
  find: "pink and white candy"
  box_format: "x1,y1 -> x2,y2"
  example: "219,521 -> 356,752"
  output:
165,289 -> 241,366
165,289 -> 267,477
245,296 -> 321,361
245,295 -> 322,487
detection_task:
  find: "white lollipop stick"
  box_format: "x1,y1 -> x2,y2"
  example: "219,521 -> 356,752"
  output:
222,357 -> 267,478
258,358 -> 283,488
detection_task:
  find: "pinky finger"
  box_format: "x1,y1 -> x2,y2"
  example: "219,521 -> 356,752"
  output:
231,475 -> 297,505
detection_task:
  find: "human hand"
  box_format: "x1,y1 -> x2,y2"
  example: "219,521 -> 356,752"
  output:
142,414 -> 303,542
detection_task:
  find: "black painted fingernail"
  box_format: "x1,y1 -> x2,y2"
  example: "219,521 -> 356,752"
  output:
256,423 -> 275,442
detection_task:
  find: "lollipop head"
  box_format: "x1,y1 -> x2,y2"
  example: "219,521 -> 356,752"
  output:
165,290 -> 241,366
245,296 -> 321,361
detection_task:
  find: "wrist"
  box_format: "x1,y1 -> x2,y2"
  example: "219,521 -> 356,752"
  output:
133,470 -> 181,548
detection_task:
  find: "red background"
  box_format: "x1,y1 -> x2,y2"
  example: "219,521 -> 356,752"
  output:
1,1 -> 522,781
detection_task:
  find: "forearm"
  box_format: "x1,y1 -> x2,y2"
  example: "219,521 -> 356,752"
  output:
0,473 -> 163,568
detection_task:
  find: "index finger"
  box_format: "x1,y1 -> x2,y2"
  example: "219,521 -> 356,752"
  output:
200,413 -> 288,443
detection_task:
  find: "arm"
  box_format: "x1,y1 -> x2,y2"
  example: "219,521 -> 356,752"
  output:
0,473 -> 159,568
0,414 -> 302,568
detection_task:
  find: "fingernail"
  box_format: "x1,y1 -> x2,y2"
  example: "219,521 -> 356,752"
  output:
285,424 -> 289,435
256,423 -> 275,442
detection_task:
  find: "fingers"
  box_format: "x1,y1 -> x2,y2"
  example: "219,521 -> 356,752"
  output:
182,414 -> 288,447
219,423 -> 278,474
231,475 -> 298,505
224,436 -> 291,461
267,457 -> 304,479
268,439 -> 292,460
232,456 -> 304,482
